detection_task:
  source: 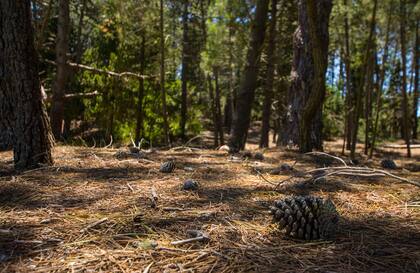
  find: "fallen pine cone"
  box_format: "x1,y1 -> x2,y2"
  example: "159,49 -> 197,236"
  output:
160,161 -> 175,173
270,196 -> 339,240
380,159 -> 397,170
182,179 -> 199,190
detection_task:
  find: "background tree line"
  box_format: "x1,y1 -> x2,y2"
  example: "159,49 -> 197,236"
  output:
0,0 -> 419,169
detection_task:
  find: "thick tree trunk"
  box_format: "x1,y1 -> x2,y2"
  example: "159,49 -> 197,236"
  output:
180,0 -> 189,139
260,0 -> 278,148
0,0 -> 54,169
160,0 -> 170,145
399,0 -> 411,157
412,20 -> 419,139
135,33 -> 146,146
350,0 -> 377,160
50,0 -> 70,140
281,0 -> 332,152
228,0 -> 269,152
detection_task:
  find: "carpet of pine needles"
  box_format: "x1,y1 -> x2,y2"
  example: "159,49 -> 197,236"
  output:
0,138 -> 419,273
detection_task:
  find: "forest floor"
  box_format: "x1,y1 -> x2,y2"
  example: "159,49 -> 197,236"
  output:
0,136 -> 419,273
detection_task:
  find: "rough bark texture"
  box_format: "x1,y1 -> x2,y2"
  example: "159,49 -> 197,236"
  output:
228,0 -> 269,151
50,0 -> 70,140
0,122 -> 12,151
0,0 -> 54,169
260,0 -> 278,148
280,0 -> 332,151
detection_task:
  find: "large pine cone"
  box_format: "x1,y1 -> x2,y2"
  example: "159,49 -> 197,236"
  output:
380,159 -> 397,170
159,161 -> 176,173
270,196 -> 339,240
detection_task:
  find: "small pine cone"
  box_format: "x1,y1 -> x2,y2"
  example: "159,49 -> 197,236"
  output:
254,152 -> 264,161
241,151 -> 253,159
270,196 -> 339,240
380,159 -> 397,170
182,179 -> 199,190
159,161 -> 175,173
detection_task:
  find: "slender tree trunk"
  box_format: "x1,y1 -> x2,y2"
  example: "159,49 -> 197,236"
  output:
35,0 -> 54,51
364,51 -> 375,155
160,0 -> 170,145
399,0 -> 411,157
50,0 -> 70,140
342,0 -> 353,152
224,13 -> 234,133
180,0 -> 189,139
135,33 -> 146,146
0,0 -> 54,169
350,0 -> 377,160
260,0 -> 278,148
370,2 -> 392,158
208,75 -> 219,147
412,20 -> 419,139
75,0 -> 87,64
214,67 -> 224,145
228,0 -> 269,152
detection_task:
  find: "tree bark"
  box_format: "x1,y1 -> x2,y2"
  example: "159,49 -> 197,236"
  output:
214,67 -> 224,145
0,0 -> 54,169
50,0 -> 70,140
412,20 -> 419,139
180,0 -> 189,139
399,0 -> 411,157
228,0 -> 269,152
135,33 -> 146,146
160,0 -> 170,145
260,0 -> 278,148
364,49 -> 375,155
342,0 -> 352,153
298,0 -> 332,152
208,75 -> 218,147
281,0 -> 332,152
224,2 -> 235,133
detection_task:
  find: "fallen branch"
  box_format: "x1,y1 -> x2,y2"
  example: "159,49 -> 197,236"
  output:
171,230 -> 210,246
126,183 -> 135,192
143,262 -> 154,273
307,166 -> 420,187
305,152 -> 347,166
80,218 -> 108,233
104,135 -> 113,148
